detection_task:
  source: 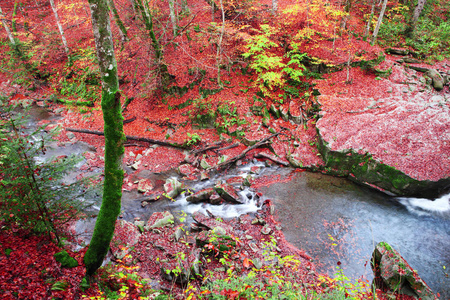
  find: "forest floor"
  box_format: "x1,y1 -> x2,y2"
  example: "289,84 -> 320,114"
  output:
0,0 -> 448,298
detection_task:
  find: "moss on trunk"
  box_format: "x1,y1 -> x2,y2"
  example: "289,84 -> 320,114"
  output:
84,0 -> 125,276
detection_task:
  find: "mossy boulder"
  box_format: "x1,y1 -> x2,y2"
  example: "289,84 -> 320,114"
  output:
371,242 -> 436,300
316,128 -> 450,198
54,251 -> 78,268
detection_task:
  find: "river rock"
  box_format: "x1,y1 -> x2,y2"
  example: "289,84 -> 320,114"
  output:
425,69 -> 444,91
110,220 -> 141,259
192,211 -> 233,233
371,242 -> 436,300
137,178 -> 153,193
163,177 -> 185,199
146,211 -> 174,229
213,182 -> 242,204
178,163 -> 197,177
186,188 -> 215,203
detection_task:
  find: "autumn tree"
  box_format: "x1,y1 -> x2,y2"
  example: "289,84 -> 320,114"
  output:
406,0 -> 427,36
371,0 -> 388,44
83,0 -> 125,276
49,0 -> 70,56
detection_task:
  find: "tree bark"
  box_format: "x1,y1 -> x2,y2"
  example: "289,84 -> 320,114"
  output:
135,0 -> 171,85
272,0 -> 278,14
107,0 -> 128,43
49,0 -> 70,56
84,0 -> 125,276
371,0 -> 388,45
168,0 -> 177,36
0,5 -> 16,46
409,0 -> 426,34
364,0 -> 376,38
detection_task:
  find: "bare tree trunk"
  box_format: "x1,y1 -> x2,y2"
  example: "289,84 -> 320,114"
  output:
107,0 -> 128,43
364,0 -> 376,38
0,6 -> 16,46
84,0 -> 125,277
216,0 -> 225,85
168,0 -> 177,36
371,0 -> 388,45
272,0 -> 278,14
410,0 -> 426,34
49,0 -> 70,56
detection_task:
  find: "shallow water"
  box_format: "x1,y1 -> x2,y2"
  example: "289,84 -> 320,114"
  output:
257,170 -> 450,298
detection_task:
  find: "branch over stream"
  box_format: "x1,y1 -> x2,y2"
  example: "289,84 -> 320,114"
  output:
65,128 -> 187,149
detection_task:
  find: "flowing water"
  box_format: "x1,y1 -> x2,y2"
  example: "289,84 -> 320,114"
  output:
27,105 -> 450,297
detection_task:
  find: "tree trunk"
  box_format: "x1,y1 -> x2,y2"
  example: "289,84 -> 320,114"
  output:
168,0 -> 177,36
84,0 -> 125,276
371,0 -> 388,45
135,0 -> 171,85
216,0 -> 225,85
107,0 -> 128,43
272,0 -> 278,14
364,0 -> 376,38
0,6 -> 16,46
409,0 -> 426,34
49,0 -> 70,56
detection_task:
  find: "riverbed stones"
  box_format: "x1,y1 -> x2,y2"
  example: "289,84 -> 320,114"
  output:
146,211 -> 174,229
110,220 -> 141,259
213,182 -> 242,204
425,69 -> 444,91
371,242 -> 436,300
163,178 -> 185,199
186,188 -> 215,203
137,178 -> 153,193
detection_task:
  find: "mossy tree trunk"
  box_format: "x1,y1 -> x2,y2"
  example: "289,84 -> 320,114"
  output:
84,0 -> 125,276
134,0 -> 171,85
106,0 -> 128,43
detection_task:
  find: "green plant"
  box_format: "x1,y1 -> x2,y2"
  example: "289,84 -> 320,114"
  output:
0,103 -> 100,238
185,132 -> 201,146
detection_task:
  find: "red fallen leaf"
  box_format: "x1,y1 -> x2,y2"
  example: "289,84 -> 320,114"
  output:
243,257 -> 251,268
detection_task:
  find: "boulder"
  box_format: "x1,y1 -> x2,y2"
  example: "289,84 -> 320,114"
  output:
163,177 -> 185,199
137,178 -> 153,194
425,69 -> 444,91
186,188 -> 215,203
146,211 -> 174,229
371,242 -> 436,300
213,182 -> 243,204
110,220 -> 141,259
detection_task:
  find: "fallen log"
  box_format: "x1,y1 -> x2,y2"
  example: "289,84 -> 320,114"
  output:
210,132 -> 281,170
255,152 -> 289,166
65,127 -> 187,149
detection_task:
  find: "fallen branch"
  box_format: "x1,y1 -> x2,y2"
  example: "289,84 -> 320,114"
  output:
66,127 -> 187,149
123,116 -> 136,125
255,152 -> 289,166
210,132 -> 281,170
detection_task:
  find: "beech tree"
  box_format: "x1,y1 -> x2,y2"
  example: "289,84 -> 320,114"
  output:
49,0 -> 70,56
0,5 -> 16,46
84,0 -> 125,276
407,0 -> 427,35
371,0 -> 388,44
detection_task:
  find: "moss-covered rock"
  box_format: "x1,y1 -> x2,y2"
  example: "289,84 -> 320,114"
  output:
371,242 -> 436,300
316,128 -> 450,198
54,251 -> 78,268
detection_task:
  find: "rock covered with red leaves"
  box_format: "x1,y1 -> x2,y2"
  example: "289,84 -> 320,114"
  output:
315,60 -> 450,197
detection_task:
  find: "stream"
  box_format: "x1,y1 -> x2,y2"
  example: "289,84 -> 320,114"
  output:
25,104 -> 450,298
